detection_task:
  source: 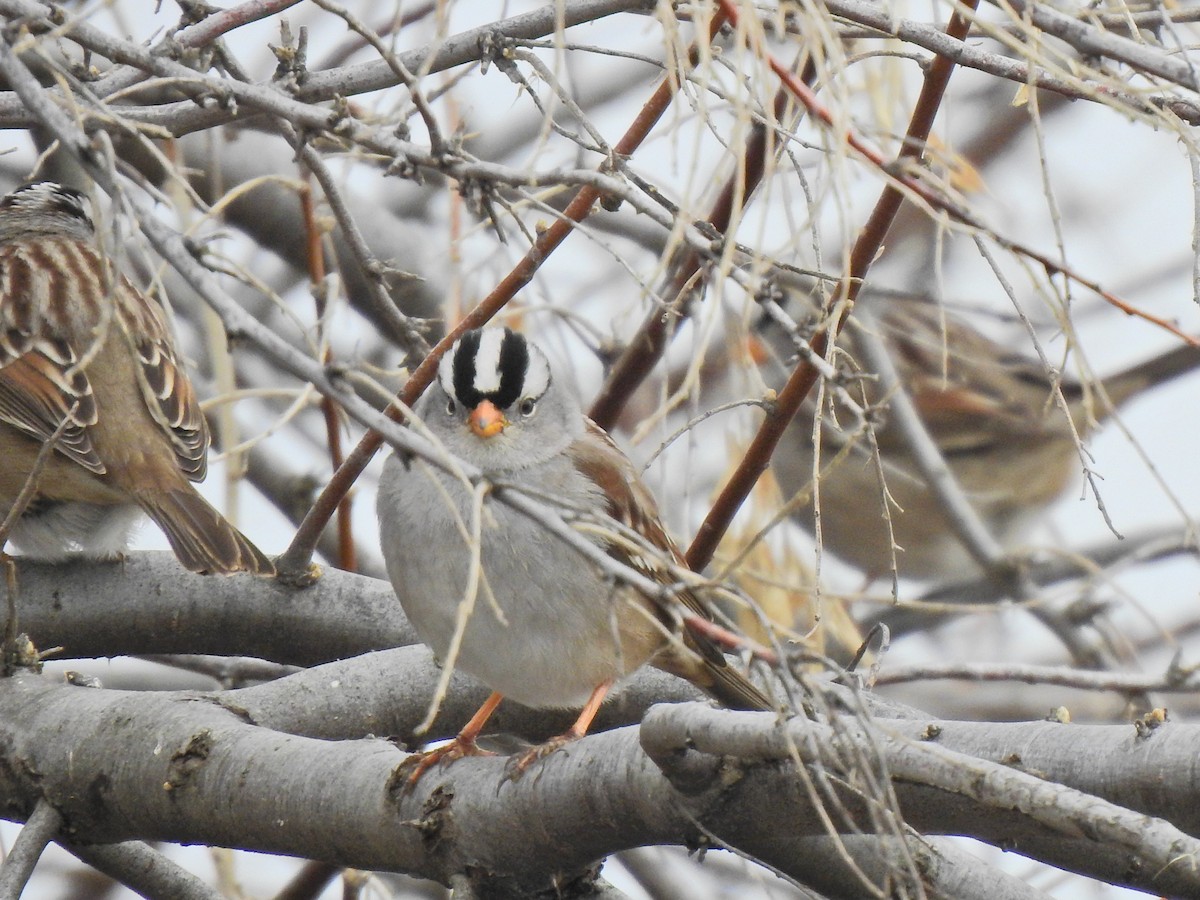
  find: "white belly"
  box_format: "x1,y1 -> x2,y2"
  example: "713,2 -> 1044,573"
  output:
378,454 -> 646,708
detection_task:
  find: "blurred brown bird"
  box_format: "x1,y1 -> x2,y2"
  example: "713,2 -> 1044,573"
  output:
768,297 -> 1200,582
0,182 -> 273,575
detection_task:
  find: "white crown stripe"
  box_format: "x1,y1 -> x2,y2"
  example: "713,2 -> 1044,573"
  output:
471,328 -> 508,395
436,343 -> 456,396
522,344 -> 551,400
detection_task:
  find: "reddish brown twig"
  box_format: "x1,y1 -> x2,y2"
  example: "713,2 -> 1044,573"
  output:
682,613 -> 779,666
176,0 -> 305,48
318,2 -> 436,70
589,77 -> 806,430
713,0 -> 1198,346
845,0 -> 980,303
299,181 -> 357,573
685,333 -> 831,571
275,7 -> 731,578
272,859 -> 341,900
686,0 -> 981,573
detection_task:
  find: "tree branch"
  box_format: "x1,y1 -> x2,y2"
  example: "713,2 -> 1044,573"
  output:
0,800 -> 62,899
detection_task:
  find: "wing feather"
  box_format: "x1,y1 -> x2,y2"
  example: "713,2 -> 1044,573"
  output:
115,280 -> 209,480
0,235 -> 209,480
0,242 -> 104,470
570,420 -> 727,667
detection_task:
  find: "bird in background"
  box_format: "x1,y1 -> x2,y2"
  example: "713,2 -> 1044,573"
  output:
766,296 -> 1200,582
377,326 -> 772,781
0,181 -> 273,575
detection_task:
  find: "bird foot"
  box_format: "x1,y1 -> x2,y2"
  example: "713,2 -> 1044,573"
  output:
503,732 -> 582,782
396,736 -> 495,790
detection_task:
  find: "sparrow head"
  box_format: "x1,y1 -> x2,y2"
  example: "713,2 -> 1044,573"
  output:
426,326 -> 578,472
438,327 -> 552,439
0,182 -> 94,242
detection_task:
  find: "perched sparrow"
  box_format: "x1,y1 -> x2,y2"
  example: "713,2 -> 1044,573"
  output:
377,327 -> 771,779
0,182 -> 273,575
768,299 -> 1200,581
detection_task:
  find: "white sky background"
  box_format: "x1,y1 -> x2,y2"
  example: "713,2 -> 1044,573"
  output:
1,0 -> 1198,896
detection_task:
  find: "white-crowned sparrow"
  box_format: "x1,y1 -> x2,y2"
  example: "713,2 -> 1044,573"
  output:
377,326 -> 771,779
0,182 -> 273,575
768,298 -> 1200,581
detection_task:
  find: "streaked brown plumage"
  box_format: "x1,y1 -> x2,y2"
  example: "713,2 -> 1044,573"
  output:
571,419 -> 772,712
768,298 -> 1200,581
0,182 -> 273,575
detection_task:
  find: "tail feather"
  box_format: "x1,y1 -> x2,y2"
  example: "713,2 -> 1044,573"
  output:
655,648 -> 774,711
1102,343 -> 1200,410
699,658 -> 774,711
138,487 -> 275,575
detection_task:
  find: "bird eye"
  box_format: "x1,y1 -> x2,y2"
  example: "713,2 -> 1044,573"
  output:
446,397 -> 457,415
519,398 -> 536,417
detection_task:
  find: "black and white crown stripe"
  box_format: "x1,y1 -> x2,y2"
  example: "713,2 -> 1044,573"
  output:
0,182 -> 94,231
439,327 -> 552,411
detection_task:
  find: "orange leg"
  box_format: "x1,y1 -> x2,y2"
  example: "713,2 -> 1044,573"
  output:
505,679 -> 613,781
399,691 -> 504,787
456,690 -> 506,745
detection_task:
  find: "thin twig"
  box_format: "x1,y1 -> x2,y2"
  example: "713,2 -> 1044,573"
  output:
715,0 -> 1200,345
275,3 -> 730,576
874,661 -> 1200,694
298,181 -> 357,572
176,0 -> 307,49
996,0 -> 1200,90
317,3 -> 436,70
273,859 -> 341,900
813,0 -> 1200,123
589,77 -> 802,430
67,840 -> 224,900
139,654 -> 300,687
687,0 -> 980,572
0,800 -> 62,899
853,308 -> 1007,575
308,0 -> 447,157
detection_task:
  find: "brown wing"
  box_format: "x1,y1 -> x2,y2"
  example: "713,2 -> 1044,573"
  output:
873,302 -> 1070,454
0,351 -> 103,471
572,420 -> 739,668
113,275 -> 209,481
0,241 -> 103,471
572,420 -> 772,710
0,237 -> 209,480
572,421 -> 686,561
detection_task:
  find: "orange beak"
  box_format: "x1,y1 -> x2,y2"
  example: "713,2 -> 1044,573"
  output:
468,400 -> 509,438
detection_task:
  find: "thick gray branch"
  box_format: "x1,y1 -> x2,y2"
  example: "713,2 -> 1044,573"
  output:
4,652 -> 1200,894
0,670 -> 778,893
11,554 -> 413,665
0,668 -> 1100,897
641,704 -> 1200,896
